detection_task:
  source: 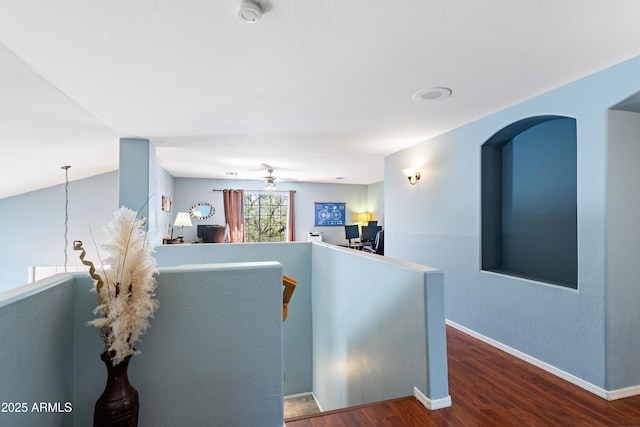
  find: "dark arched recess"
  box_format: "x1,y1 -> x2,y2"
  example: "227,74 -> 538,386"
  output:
481,116 -> 577,288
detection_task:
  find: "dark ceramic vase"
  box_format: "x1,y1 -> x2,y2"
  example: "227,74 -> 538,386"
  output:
94,352 -> 139,427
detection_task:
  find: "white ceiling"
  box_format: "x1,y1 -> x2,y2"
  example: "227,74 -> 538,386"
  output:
1,0 -> 639,199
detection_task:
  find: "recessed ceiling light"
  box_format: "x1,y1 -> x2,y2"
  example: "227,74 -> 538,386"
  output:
412,87 -> 453,102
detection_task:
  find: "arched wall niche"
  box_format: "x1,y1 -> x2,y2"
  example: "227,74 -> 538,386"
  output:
481,115 -> 578,288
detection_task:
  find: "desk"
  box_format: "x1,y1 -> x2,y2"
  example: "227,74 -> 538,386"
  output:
163,239 -> 195,245
340,243 -> 364,250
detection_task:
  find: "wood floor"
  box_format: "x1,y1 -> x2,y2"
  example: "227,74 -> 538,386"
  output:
286,326 -> 640,426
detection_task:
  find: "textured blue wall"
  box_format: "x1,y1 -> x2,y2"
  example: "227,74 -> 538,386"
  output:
73,264 -> 284,427
155,165 -> 175,244
311,244 -> 448,410
1,238 -> 452,425
154,242 -> 313,396
1,263 -> 285,427
385,56 -> 640,391
605,108 -> 640,390
0,171 -> 118,293
0,276 -> 75,427
0,171 -> 377,292
118,138 -> 156,239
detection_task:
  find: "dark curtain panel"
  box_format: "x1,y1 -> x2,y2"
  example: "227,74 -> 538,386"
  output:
223,189 -> 245,243
287,190 -> 296,242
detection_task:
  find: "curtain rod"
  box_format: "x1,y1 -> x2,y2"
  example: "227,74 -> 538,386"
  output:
212,189 -> 296,193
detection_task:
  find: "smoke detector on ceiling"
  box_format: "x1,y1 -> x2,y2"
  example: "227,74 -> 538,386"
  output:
238,0 -> 262,22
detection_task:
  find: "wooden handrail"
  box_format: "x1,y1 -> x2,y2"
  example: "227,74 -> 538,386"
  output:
282,275 -> 297,322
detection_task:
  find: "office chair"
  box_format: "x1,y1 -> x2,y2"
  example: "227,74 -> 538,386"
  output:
360,225 -> 381,246
364,230 -> 384,255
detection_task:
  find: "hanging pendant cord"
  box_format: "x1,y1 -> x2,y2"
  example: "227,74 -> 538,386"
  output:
62,166 -> 71,272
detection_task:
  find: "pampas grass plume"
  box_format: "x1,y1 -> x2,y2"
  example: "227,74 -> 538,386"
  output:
89,207 -> 158,365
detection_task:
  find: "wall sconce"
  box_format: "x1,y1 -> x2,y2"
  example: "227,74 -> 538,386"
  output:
402,168 -> 421,185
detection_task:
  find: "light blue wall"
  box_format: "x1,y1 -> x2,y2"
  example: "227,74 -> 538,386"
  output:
0,163 -> 378,293
0,275 -> 75,426
153,242 -> 313,396
367,181 -> 384,225
136,240 -> 451,408
385,56 -> 640,390
73,264 -> 284,427
605,109 -> 640,390
297,182 -> 370,243
172,177 -> 370,244
1,263 -> 285,427
155,165 -> 174,242
147,264 -> 283,427
1,240 -> 450,425
119,138 -> 157,241
171,178 -> 227,240
311,243 -> 448,410
0,171 -> 118,292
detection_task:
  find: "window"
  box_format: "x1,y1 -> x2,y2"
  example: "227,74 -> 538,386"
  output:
244,192 -> 289,242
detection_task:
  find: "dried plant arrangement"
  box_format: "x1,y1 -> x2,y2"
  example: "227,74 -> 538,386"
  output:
74,206 -> 158,366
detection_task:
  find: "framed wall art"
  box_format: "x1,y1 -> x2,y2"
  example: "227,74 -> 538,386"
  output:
314,202 -> 346,226
161,195 -> 172,212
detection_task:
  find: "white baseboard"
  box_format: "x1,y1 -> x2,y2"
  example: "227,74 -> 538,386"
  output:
606,384 -> 640,401
446,320 -> 640,401
413,387 -> 452,410
312,393 -> 323,412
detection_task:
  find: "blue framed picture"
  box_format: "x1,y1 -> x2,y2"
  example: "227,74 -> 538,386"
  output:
314,202 -> 346,226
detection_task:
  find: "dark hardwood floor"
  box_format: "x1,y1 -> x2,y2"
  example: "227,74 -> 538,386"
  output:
286,326 -> 640,426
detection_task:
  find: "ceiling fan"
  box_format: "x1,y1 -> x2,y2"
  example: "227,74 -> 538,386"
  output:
259,164 -> 295,190
263,168 -> 277,190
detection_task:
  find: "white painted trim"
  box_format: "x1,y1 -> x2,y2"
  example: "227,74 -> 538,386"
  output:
312,393 -> 323,412
606,385 -> 640,401
445,320 -> 640,401
414,387 -> 452,410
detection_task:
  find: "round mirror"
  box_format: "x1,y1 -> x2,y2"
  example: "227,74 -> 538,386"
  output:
189,203 -> 215,220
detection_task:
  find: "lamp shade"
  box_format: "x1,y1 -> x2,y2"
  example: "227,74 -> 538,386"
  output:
356,212 -> 371,223
173,212 -> 193,227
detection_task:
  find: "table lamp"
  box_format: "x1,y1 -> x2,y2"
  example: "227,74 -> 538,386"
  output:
170,212 -> 193,242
